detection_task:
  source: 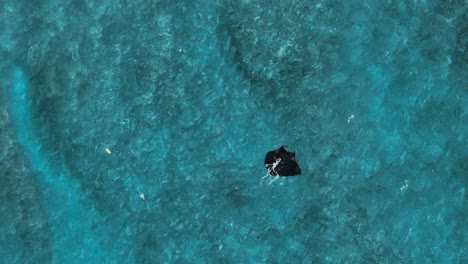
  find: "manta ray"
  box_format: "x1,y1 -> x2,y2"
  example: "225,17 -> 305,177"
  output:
264,146 -> 302,176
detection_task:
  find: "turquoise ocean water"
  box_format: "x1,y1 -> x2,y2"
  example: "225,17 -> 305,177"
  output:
0,0 -> 467,263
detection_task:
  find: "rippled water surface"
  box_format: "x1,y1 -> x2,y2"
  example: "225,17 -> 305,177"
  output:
0,1 -> 467,263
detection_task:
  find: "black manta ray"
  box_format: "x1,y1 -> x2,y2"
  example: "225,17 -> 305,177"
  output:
264,146 -> 302,176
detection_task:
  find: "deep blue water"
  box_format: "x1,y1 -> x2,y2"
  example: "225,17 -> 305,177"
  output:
0,0 -> 467,263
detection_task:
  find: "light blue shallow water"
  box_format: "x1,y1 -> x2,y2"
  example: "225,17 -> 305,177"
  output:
0,0 -> 467,263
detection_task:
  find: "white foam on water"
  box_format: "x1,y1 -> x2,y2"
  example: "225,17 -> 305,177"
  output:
260,172 -> 287,186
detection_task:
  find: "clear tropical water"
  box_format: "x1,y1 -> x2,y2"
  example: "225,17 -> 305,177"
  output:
0,0 -> 467,263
